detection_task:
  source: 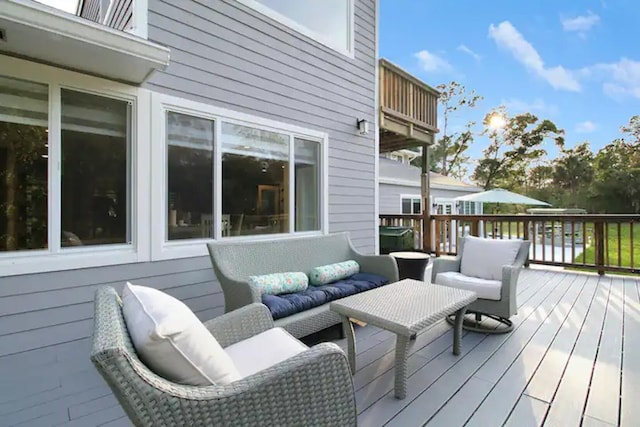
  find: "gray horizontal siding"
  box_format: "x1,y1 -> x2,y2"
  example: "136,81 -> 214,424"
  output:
0,0 -> 376,424
0,257 -> 221,426
380,183 -> 419,214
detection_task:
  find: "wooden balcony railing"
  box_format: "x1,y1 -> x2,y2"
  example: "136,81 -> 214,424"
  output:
380,214 -> 640,275
379,59 -> 439,152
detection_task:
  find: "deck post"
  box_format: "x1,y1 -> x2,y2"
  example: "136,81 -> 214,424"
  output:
421,144 -> 431,253
523,220 -> 531,267
595,220 -> 605,275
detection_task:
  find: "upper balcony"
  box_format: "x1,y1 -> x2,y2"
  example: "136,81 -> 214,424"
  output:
379,59 -> 439,153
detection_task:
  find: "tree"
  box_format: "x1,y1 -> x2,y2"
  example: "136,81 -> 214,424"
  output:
472,108 -> 565,190
591,140 -> 640,213
552,142 -> 594,208
430,81 -> 482,178
621,115 -> 640,145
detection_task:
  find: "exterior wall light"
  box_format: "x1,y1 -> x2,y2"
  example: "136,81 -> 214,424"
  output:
356,118 -> 369,135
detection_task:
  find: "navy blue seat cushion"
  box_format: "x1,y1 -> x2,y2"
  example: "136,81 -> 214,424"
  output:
261,272 -> 388,320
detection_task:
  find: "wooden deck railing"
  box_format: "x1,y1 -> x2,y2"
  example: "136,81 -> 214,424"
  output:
379,60 -> 438,129
380,214 -> 640,275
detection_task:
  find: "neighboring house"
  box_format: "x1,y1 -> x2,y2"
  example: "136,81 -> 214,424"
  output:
379,155 -> 484,215
0,0 -> 377,424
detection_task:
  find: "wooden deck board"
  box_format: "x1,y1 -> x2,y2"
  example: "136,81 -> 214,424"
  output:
544,277 -> 612,426
386,272 -> 573,427
346,269 -> 640,427
620,277 -> 640,426
363,270 -> 566,426
584,276 -> 624,426
504,394 -> 549,427
463,273 -> 590,426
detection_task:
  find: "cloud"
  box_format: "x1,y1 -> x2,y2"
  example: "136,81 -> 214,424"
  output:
488,21 -> 581,92
457,44 -> 481,61
576,121 -> 597,133
561,11 -> 600,34
501,98 -> 559,116
581,58 -> 640,100
414,50 -> 453,73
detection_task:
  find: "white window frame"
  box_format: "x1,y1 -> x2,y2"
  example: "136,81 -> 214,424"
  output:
236,0 -> 355,58
150,93 -> 329,261
400,194 -> 422,215
0,55 -> 151,276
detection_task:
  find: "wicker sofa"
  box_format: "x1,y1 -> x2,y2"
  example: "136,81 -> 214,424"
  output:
207,232 -> 399,338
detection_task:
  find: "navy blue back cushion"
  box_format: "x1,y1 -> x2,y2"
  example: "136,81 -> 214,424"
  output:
261,273 -> 389,320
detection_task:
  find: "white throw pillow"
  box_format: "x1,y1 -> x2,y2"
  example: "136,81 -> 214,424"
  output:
460,236 -> 521,281
121,282 -> 240,386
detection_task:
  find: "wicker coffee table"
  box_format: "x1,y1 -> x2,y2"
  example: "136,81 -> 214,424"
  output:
330,279 -> 477,399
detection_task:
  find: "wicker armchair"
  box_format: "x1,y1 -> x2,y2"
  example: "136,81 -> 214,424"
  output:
90,287 -> 357,427
431,237 -> 530,333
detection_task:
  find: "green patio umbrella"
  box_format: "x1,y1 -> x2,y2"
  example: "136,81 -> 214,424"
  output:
455,188 -> 550,211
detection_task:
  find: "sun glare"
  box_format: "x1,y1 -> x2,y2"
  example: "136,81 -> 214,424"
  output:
489,113 -> 507,130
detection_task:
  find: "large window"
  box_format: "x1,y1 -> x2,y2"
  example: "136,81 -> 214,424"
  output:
0,76 -> 48,252
0,73 -> 133,257
159,104 -> 324,246
240,0 -> 353,55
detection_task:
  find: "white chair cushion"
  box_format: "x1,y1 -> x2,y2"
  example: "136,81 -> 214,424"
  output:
224,327 -> 308,379
121,282 -> 240,386
435,271 -> 502,301
460,236 -> 521,281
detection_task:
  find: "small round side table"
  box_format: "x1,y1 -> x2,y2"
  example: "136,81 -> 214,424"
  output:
389,251 -> 431,281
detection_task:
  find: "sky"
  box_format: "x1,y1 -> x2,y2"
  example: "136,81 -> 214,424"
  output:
380,0 -> 640,163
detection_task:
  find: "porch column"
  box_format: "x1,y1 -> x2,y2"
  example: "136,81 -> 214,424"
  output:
421,144 -> 431,253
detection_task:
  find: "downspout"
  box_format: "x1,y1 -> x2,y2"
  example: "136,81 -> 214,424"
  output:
421,144 -> 431,253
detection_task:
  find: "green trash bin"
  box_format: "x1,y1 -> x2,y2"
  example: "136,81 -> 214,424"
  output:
379,226 -> 414,254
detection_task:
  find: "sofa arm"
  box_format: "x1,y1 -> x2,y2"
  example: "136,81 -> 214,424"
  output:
355,254 -> 399,283
204,303 -> 274,348
431,255 -> 462,283
141,343 -> 357,426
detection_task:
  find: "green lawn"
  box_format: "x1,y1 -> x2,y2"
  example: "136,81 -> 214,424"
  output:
574,223 -> 640,270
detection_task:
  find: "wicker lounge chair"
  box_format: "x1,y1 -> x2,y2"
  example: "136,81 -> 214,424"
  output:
90,287 -> 357,426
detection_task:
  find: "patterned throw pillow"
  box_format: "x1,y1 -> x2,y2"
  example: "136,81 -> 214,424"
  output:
248,272 -> 309,295
309,260 -> 360,285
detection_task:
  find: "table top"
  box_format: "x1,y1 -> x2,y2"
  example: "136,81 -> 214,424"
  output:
330,279 -> 477,336
389,251 -> 431,259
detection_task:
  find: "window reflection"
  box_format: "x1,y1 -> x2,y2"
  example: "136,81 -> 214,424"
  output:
221,123 -> 290,236
0,77 -> 49,251
166,111 -> 214,241
61,89 -> 130,247
294,138 -> 320,231
255,0 -> 350,51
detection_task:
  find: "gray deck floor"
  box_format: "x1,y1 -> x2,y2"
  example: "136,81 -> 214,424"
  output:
332,268 -> 640,427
